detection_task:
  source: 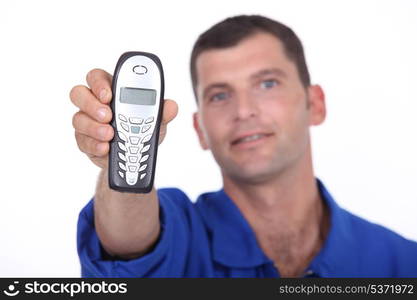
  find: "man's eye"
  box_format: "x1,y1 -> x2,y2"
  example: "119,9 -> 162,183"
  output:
210,92 -> 229,102
260,79 -> 278,89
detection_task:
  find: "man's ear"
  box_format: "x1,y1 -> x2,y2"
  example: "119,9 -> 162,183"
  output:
193,112 -> 209,150
307,84 -> 326,126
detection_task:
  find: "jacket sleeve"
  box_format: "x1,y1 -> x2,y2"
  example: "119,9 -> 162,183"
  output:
77,188 -> 207,277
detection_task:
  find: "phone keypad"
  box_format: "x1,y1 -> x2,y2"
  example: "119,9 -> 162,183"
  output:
117,113 -> 154,185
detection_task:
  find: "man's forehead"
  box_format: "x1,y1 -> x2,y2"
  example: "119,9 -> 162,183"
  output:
195,32 -> 294,86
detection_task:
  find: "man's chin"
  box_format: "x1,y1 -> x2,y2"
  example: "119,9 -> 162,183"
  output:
224,164 -> 279,185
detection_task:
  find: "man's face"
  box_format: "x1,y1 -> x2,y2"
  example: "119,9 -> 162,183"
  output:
193,32 -> 325,183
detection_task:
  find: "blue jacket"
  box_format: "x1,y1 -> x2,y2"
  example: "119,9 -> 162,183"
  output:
77,180 -> 417,277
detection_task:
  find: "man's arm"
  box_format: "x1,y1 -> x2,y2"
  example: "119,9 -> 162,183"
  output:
70,69 -> 178,259
94,169 -> 160,258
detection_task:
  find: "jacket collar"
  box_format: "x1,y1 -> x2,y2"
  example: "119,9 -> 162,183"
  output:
307,180 -> 359,277
196,188 -> 271,267
195,179 -> 357,274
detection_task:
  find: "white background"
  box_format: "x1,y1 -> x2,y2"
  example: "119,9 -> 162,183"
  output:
0,0 -> 416,277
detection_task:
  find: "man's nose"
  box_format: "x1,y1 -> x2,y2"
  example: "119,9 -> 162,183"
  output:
233,92 -> 260,122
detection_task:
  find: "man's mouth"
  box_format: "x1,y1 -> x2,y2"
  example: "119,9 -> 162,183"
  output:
231,133 -> 273,146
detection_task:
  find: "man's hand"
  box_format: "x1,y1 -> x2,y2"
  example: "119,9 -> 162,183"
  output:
70,68 -> 178,169
70,68 -> 178,258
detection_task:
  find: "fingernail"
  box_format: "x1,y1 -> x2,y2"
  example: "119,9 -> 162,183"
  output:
99,89 -> 108,101
97,108 -> 107,120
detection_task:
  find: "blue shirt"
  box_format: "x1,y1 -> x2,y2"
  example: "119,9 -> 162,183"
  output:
77,180 -> 417,277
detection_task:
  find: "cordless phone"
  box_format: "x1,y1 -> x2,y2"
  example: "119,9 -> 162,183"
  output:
108,52 -> 164,193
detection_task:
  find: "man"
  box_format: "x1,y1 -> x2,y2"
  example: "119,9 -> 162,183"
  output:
70,15 -> 417,277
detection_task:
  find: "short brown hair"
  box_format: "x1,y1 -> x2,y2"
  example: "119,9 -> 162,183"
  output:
190,15 -> 311,101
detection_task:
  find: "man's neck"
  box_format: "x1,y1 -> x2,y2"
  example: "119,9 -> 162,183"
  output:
222,151 -> 329,277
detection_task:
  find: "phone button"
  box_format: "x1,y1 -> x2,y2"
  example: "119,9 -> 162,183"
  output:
118,131 -> 128,142
139,164 -> 147,172
131,126 -> 141,134
118,152 -> 126,162
118,114 -> 127,122
121,122 -> 129,132
140,173 -> 146,180
118,142 -> 126,151
128,165 -> 137,172
128,156 -> 138,163
140,154 -> 149,163
126,172 -> 138,185
129,146 -> 139,154
133,65 -> 148,75
118,171 -> 124,178
141,134 -> 152,144
141,144 -> 150,153
130,117 -> 143,125
145,116 -> 154,124
129,136 -> 140,145
142,124 -> 151,133
119,162 -> 126,171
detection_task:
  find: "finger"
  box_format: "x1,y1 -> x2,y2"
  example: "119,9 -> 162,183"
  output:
70,85 -> 112,123
161,99 -> 178,125
86,68 -> 113,104
72,111 -> 114,142
75,131 -> 109,157
157,99 -> 178,145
